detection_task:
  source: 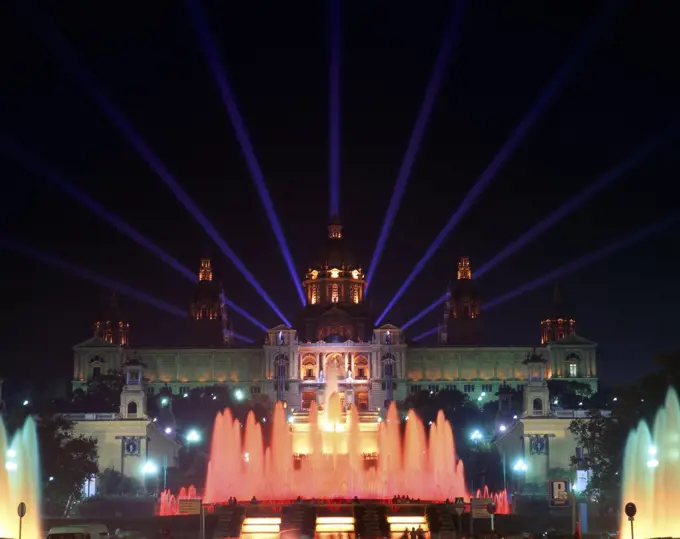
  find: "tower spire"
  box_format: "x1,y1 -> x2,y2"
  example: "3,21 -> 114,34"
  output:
328,215 -> 343,239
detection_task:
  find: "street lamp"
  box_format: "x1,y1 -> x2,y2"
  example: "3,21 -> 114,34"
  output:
142,461 -> 158,474
185,429 -> 201,443
470,429 -> 483,441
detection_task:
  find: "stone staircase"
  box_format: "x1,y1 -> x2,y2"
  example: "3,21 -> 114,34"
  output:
355,504 -> 389,538
280,504 -> 316,539
427,504 -> 457,538
211,505 -> 246,539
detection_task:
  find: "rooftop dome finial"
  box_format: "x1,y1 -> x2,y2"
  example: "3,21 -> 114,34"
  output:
328,215 -> 343,239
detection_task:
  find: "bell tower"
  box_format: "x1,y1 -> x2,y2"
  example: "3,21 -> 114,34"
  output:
93,292 -> 130,346
540,285 -> 575,344
441,257 -> 482,345
190,259 -> 233,346
522,351 -> 550,418
119,359 -> 147,419
299,217 -> 372,342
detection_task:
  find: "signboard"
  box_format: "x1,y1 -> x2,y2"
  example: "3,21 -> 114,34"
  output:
454,497 -> 465,516
178,499 -> 202,515
548,479 -> 570,507
470,498 -> 493,519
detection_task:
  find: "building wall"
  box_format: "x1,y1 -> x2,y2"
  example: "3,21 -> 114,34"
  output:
72,333 -> 598,412
494,413 -> 593,489
69,414 -> 179,481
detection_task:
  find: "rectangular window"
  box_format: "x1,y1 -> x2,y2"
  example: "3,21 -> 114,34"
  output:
358,368 -> 366,378
410,385 -> 419,394
569,363 -> 578,377
250,386 -> 261,395
464,384 -> 475,393
427,384 -> 438,394
481,383 -> 493,393
444,384 -> 457,391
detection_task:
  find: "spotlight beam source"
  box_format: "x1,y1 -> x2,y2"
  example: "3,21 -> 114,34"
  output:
39,15 -> 292,326
365,0 -> 466,293
186,0 -> 305,307
376,3 -> 610,323
411,213 -> 679,341
0,135 -> 268,333
329,0 -> 341,218
0,237 -> 255,343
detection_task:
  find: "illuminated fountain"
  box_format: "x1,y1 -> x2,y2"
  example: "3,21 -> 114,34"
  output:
620,387 -> 680,539
0,416 -> 42,539
203,384 -> 471,502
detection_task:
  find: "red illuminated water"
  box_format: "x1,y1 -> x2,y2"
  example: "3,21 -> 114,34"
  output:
204,398 -> 468,502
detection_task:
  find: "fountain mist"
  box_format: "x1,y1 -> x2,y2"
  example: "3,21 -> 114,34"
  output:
204,399 -> 469,502
620,387 -> 680,538
0,416 -> 42,539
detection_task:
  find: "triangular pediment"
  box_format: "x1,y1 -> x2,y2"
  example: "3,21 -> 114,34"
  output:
74,336 -> 119,349
270,324 -> 292,332
378,323 -> 400,331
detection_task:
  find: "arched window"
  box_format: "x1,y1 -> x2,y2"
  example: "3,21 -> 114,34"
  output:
127,401 -> 138,417
532,398 -> 543,414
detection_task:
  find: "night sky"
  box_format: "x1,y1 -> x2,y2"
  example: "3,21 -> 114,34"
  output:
1,1 -> 679,387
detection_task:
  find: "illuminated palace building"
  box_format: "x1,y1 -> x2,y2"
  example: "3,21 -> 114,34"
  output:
72,219 -> 598,410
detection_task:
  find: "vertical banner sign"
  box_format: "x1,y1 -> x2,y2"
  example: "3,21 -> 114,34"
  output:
548,479 -> 571,507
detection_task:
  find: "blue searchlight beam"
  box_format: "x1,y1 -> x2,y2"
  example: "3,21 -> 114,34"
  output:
186,0 -> 305,307
0,134 -> 269,333
377,3 -> 611,323
39,14 -> 292,326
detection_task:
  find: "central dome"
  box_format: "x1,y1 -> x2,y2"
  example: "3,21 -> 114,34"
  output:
314,216 -> 358,270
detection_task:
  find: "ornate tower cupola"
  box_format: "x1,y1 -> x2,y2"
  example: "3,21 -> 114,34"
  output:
441,256 -> 482,345
302,216 -> 366,308
540,285 -> 575,344
191,259 -> 233,346
93,292 -> 130,346
299,217 -> 372,342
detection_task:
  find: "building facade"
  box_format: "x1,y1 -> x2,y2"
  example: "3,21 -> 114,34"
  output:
71,219 -> 598,412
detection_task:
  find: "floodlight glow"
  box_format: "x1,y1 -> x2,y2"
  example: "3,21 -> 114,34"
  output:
6,449 -> 16,458
513,459 -> 527,472
186,0 -> 304,306
365,0 -> 465,293
164,427 -> 173,435
499,424 -> 507,432
648,446 -> 657,456
647,458 -> 659,469
375,7 -> 607,322
5,462 -> 17,471
470,429 -> 482,441
22,400 -> 29,406
234,389 -> 245,401
185,430 -> 201,443
142,461 -> 158,474
41,19 -> 292,324
160,397 -> 169,406
475,128 -> 676,279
